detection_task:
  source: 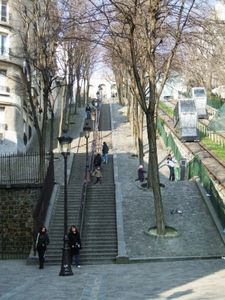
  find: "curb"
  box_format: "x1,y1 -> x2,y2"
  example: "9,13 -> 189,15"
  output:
195,179 -> 225,246
129,255 -> 223,264
110,101 -> 129,262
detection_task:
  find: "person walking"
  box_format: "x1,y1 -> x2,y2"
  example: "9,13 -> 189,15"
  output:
93,153 -> 102,168
137,165 -> 146,182
92,166 -> 102,184
68,225 -> 81,268
85,104 -> 91,119
166,154 -> 176,181
102,142 -> 109,164
36,226 -> 50,269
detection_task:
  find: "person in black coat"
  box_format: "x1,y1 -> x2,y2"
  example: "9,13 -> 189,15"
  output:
36,226 -> 50,269
85,104 -> 91,119
93,153 -> 102,168
137,165 -> 146,182
68,225 -> 81,268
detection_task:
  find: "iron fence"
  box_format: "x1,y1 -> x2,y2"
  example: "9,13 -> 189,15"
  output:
0,153 -> 54,259
0,152 -> 50,186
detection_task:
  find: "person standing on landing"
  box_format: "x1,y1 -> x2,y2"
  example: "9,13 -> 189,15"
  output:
68,225 -> 81,268
36,226 -> 50,269
137,165 -> 146,182
166,154 -> 176,181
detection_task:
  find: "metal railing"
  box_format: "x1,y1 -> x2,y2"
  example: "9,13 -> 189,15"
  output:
78,104 -> 102,238
0,152 -> 50,186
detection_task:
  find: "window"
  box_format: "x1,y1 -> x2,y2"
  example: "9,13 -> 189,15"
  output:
0,107 -> 5,124
0,69 -> 6,85
1,0 -> 7,22
0,34 -> 7,55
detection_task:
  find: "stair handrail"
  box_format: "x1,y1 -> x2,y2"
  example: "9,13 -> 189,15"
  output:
78,103 -> 102,237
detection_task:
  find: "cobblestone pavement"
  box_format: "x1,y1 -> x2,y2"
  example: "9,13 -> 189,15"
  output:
111,100 -> 225,260
1,99 -> 225,299
1,259 -> 225,299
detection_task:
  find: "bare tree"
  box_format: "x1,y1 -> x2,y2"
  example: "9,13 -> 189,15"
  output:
13,0 -> 60,172
88,0 -> 212,235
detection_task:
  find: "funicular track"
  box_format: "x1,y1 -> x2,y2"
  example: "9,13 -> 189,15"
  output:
159,108 -> 225,188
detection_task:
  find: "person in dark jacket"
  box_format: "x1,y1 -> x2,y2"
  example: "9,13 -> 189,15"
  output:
68,225 -> 81,268
93,153 -> 102,168
85,104 -> 91,119
102,142 -> 109,164
137,165 -> 146,182
36,226 -> 50,269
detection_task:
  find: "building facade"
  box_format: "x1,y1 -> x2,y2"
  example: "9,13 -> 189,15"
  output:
0,0 -> 62,154
0,0 -> 32,154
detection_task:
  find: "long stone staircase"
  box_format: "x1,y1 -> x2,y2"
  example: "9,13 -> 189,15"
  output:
45,102 -> 118,265
45,153 -> 85,264
80,154 -> 117,264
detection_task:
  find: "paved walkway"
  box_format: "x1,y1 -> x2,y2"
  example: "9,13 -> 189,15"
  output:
1,259 -> 225,299
1,98 -> 225,299
111,100 -> 225,260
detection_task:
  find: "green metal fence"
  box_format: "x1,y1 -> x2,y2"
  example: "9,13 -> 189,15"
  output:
157,118 -> 225,227
157,118 -> 182,180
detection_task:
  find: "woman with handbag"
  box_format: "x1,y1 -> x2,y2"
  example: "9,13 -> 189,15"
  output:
68,225 -> 81,268
36,225 -> 50,269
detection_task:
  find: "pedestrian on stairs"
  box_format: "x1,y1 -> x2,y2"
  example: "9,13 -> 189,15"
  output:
92,166 -> 102,184
93,153 -> 102,168
36,225 -> 50,269
102,142 -> 109,164
68,225 -> 81,268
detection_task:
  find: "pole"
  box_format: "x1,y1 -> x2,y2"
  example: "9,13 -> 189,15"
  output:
59,152 -> 73,276
85,136 -> 89,182
64,153 -> 67,239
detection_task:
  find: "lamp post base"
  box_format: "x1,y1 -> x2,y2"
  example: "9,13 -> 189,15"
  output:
59,242 -> 73,276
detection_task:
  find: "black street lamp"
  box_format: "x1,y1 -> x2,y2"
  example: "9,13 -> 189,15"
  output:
57,132 -> 73,276
83,122 -> 91,182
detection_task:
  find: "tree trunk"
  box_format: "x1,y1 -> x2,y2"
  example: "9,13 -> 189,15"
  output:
76,80 -> 81,108
86,79 -> 90,103
146,112 -> 165,235
138,108 -> 144,165
49,110 -> 54,154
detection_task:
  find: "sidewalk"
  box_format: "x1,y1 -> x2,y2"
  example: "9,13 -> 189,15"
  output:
110,99 -> 225,261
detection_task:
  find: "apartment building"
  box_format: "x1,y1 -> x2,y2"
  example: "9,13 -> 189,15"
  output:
0,0 -> 31,154
0,0 -> 62,155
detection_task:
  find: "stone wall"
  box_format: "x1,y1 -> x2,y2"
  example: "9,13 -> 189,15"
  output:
0,187 -> 41,258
